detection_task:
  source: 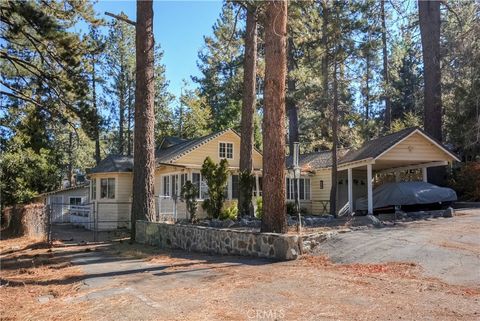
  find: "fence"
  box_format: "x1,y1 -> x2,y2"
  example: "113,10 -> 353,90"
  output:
2,203 -> 49,240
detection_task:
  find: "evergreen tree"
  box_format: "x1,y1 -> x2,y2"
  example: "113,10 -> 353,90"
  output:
193,2 -> 244,131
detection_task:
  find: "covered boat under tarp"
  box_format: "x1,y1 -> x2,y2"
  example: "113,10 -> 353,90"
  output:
355,181 -> 457,211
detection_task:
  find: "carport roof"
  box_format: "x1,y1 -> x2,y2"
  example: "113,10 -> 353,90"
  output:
339,127 -> 459,165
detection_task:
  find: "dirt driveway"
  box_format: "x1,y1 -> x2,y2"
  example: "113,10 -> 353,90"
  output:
315,209 -> 480,286
1,210 -> 479,321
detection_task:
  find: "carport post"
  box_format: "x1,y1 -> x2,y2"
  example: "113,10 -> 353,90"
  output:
348,168 -> 353,214
367,164 -> 373,215
422,167 -> 428,182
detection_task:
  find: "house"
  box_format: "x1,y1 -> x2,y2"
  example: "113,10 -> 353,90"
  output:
85,127 -> 459,230
36,184 -> 90,225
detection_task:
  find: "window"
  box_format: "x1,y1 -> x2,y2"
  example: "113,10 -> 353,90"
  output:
219,142 -> 233,159
91,179 -> 96,200
171,175 -> 178,197
69,197 -> 82,205
257,176 -> 263,197
100,178 -> 115,199
192,172 -> 210,199
320,180 -> 324,189
286,177 -> 310,200
162,176 -> 170,196
180,173 -> 187,194
231,175 -> 239,199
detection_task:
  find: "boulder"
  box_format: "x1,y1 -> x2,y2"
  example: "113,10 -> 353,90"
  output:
443,207 -> 455,218
366,214 -> 383,228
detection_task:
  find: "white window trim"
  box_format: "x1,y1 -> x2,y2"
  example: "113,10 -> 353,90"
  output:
100,177 -> 116,200
286,177 -> 311,201
218,141 -> 234,160
160,172 -> 189,198
68,196 -> 83,205
91,178 -> 97,200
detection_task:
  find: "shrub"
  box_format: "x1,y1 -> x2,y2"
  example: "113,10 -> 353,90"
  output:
220,201 -> 238,220
181,180 -> 198,222
238,170 -> 255,217
201,157 -> 229,219
286,202 -> 296,215
255,197 -> 263,219
449,161 -> 480,201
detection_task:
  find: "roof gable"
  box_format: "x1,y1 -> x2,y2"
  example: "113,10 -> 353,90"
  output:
172,129 -> 263,168
339,127 -> 459,165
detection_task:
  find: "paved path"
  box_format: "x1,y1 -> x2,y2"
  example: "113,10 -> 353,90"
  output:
315,209 -> 480,286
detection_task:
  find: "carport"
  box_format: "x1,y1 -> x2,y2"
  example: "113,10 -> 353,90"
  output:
337,127 -> 460,214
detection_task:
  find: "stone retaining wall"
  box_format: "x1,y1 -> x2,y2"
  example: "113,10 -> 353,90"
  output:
136,220 -> 304,260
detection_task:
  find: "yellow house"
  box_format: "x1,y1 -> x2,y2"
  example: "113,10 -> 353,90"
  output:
86,127 -> 459,229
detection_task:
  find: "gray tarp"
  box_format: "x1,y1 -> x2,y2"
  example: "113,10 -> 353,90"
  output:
355,181 -> 457,211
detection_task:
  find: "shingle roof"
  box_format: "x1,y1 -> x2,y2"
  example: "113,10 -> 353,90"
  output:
339,127 -> 418,165
88,130 -> 232,174
87,155 -> 134,174
286,149 -> 349,171
158,136 -> 189,149
155,130 -> 230,164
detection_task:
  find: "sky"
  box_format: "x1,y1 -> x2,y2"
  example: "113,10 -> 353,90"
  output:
83,0 -> 224,100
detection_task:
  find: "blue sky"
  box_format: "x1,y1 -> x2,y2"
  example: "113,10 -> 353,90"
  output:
84,0 -> 224,99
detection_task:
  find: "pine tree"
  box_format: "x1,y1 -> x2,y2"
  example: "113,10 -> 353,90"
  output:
193,2 -> 244,131
131,0 -> 156,240
238,2 -> 259,218
261,0 -> 288,233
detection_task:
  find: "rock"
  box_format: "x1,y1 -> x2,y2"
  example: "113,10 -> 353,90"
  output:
223,219 -> 235,228
366,214 -> 383,228
37,294 -> 54,303
443,207 -> 455,218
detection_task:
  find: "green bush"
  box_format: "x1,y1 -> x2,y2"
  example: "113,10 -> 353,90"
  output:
201,157 -> 229,219
449,161 -> 480,201
181,180 -> 198,222
286,202 -> 296,215
220,201 -> 238,220
255,197 -> 263,219
238,170 -> 255,217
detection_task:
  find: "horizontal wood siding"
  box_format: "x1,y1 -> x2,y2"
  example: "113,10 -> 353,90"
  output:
309,170 -> 332,214
380,132 -> 454,162
174,131 -> 263,169
89,173 -> 132,229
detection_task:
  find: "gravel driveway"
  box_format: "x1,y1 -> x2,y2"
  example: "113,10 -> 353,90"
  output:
315,209 -> 480,286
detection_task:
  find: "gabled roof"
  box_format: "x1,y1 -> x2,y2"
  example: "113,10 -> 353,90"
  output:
286,149 -> 349,171
158,136 -> 189,150
156,129 -> 232,164
36,184 -> 89,198
87,155 -> 134,174
88,130 -> 238,174
339,127 -> 460,165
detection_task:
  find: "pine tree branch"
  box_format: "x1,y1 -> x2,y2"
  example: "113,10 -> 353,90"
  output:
105,12 -> 136,26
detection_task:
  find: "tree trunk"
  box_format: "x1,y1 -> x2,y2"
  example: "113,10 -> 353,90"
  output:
287,37 -> 299,156
68,131 -> 74,187
329,56 -> 339,217
365,50 -> 370,122
320,0 -> 329,139
238,5 -> 257,218
419,0 -> 442,141
119,65 -> 125,155
418,0 -> 443,184
127,72 -> 133,156
261,0 -> 288,233
131,0 -> 156,240
381,0 -> 391,130
92,57 -> 101,165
